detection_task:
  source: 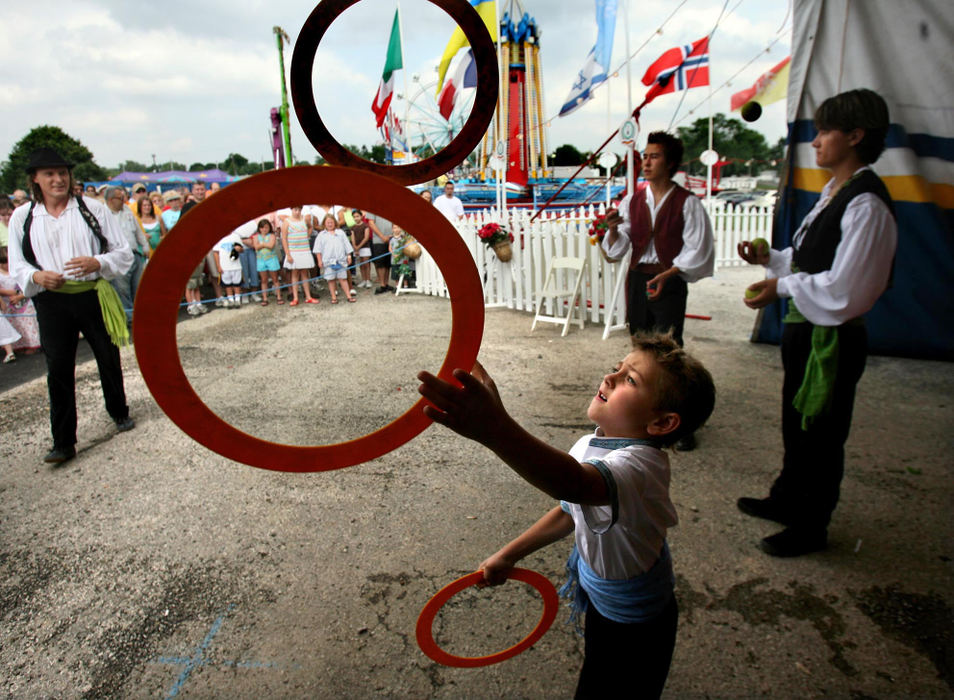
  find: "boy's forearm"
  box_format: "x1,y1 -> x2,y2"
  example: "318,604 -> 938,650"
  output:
483,416 -> 606,504
498,506 -> 574,563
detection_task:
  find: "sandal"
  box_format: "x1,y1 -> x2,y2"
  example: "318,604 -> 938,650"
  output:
330,295 -> 339,304
3,353 -> 15,364
305,298 -> 320,304
289,299 -> 299,306
346,297 -> 356,303
276,298 -> 284,305
260,300 -> 269,306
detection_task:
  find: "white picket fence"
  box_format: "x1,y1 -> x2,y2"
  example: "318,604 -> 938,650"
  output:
410,201 -> 773,334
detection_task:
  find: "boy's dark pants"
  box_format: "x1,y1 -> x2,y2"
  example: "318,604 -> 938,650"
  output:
34,289 -> 129,449
625,268 -> 687,346
575,595 -> 678,699
770,321 -> 867,532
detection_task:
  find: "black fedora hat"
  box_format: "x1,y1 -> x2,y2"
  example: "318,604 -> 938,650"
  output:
25,147 -> 73,173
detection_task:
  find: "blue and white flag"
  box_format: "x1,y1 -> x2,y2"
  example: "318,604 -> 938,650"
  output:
559,0 -> 618,117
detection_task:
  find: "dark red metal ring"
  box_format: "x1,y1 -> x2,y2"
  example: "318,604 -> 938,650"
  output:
290,0 -> 498,186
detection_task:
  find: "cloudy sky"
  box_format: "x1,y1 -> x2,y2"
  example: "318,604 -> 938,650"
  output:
2,0 -> 791,171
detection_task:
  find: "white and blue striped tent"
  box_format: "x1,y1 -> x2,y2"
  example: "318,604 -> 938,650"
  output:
758,0 -> 953,360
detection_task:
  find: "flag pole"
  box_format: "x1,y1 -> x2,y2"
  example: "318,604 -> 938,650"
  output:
397,1 -> 409,164
624,0 -> 634,198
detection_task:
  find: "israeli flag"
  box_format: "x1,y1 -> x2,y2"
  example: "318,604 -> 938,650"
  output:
559,0 -> 618,117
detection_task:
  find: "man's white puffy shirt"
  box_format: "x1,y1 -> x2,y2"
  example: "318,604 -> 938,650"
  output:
765,167 -> 897,326
562,431 -> 677,580
8,196 -> 133,297
601,187 -> 714,283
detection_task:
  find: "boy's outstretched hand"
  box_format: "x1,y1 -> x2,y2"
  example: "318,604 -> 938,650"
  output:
417,361 -> 509,446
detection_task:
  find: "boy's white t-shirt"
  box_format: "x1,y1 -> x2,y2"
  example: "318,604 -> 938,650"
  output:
214,232 -> 245,272
562,431 -> 677,580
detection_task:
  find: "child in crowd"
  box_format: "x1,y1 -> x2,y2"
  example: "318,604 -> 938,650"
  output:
417,333 -> 715,698
0,247 -> 41,352
0,311 -> 20,363
281,205 -> 318,306
350,209 -> 373,289
213,229 -> 246,308
389,223 -> 417,288
252,219 -> 282,305
312,214 -> 355,304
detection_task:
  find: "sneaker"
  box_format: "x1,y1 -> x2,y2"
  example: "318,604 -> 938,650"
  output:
43,446 -> 76,464
196,303 -> 209,314
241,295 -> 250,305
215,297 -> 226,308
374,287 -> 388,295
114,416 -> 136,432
760,527 -> 827,558
186,304 -> 199,316
349,289 -> 357,298
252,293 -> 262,302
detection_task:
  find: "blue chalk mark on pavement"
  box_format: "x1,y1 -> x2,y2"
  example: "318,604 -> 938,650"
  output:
164,603 -> 234,698
151,604 -> 297,698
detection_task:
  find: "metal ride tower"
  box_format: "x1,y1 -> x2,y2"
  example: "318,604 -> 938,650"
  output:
479,0 -> 549,189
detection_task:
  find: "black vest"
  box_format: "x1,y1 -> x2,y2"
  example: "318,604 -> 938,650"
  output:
793,169 -> 895,274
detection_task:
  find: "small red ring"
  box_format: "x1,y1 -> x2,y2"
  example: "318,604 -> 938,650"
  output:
133,166 -> 484,472
416,568 -> 559,668
290,0 -> 498,186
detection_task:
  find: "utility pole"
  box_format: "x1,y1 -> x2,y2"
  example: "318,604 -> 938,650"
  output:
273,26 -> 294,168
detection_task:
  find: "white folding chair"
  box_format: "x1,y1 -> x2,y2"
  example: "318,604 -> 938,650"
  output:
531,256 -> 587,337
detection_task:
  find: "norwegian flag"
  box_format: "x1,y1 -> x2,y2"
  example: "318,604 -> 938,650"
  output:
641,36 -> 709,105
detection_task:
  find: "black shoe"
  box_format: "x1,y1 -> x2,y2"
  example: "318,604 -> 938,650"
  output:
374,287 -> 388,295
114,416 -> 136,432
675,432 -> 696,451
44,446 -> 76,464
760,527 -> 827,557
737,497 -> 792,526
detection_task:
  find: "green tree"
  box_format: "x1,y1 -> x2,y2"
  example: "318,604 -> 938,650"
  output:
223,153 -> 250,175
675,114 -> 772,177
2,125 -> 107,190
551,144 -> 585,166
118,159 -> 149,173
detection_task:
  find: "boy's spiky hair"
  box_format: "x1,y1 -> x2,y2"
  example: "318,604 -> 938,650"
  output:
631,332 -> 716,446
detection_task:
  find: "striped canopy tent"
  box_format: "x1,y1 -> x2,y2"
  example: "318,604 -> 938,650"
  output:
758,0 -> 953,360
112,169 -> 238,185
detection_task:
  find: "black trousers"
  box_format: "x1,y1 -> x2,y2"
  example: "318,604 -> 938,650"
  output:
625,270 -> 687,346
33,289 -> 129,449
575,595 -> 678,699
770,321 -> 868,532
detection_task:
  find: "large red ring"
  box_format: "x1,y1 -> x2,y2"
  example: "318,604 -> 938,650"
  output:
133,166 -> 484,472
416,569 -> 559,668
290,0 -> 498,186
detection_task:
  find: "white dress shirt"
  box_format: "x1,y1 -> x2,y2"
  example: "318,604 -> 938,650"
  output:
8,196 -> 133,298
602,186 -> 715,283
766,167 -> 897,326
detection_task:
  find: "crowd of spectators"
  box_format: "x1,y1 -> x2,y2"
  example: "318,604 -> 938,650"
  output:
0,178 -> 428,363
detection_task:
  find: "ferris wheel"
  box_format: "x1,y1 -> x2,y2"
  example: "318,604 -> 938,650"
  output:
393,74 -> 477,168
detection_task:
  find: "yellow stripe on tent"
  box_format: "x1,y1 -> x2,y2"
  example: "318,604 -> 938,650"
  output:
793,169 -> 954,209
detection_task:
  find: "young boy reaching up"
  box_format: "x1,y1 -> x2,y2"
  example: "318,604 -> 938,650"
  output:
417,333 -> 715,698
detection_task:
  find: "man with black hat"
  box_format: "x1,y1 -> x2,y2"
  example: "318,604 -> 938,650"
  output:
8,147 -> 135,464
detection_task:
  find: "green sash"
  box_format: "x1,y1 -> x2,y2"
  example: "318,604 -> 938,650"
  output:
52,279 -> 130,348
783,301 -> 838,430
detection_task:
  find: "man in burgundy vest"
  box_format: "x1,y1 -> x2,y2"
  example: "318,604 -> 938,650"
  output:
602,132 -> 714,449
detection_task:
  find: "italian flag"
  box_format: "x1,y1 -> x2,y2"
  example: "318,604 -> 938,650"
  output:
372,10 -> 402,129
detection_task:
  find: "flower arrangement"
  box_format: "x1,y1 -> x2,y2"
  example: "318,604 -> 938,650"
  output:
477,222 -> 514,248
588,213 -> 609,246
